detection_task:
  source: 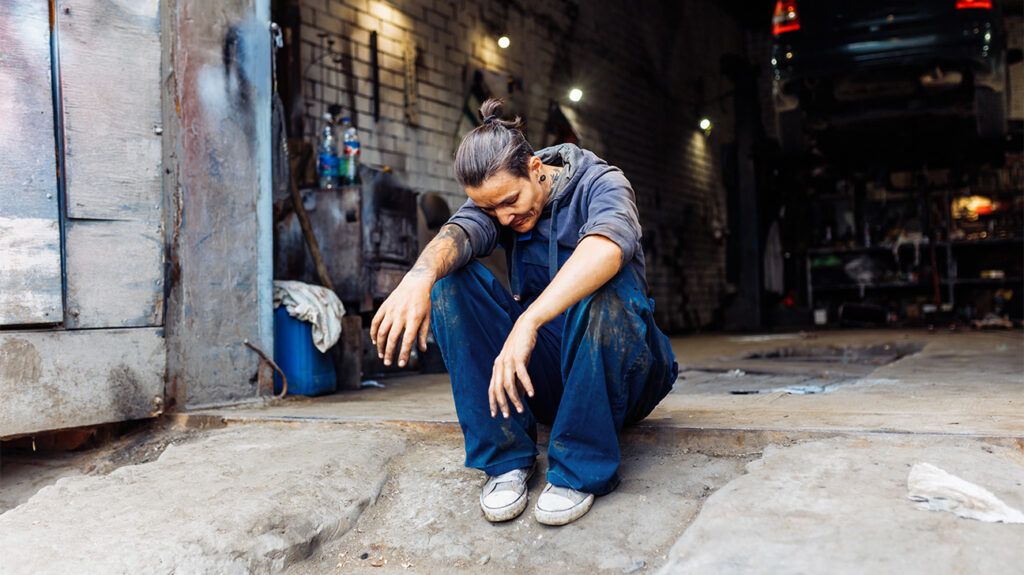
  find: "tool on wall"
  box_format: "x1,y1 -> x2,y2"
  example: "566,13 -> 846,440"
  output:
370,31 -> 380,122
315,32 -> 328,118
403,36 -> 419,126
289,175 -> 335,292
271,22 -> 290,204
453,70 -> 491,150
273,22 -> 335,292
338,39 -> 358,129
452,68 -> 526,151
334,48 -> 355,127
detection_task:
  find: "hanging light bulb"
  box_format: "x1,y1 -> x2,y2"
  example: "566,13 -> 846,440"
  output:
699,117 -> 712,134
568,88 -> 583,102
497,36 -> 511,49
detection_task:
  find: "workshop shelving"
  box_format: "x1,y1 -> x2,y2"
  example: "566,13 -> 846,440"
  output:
803,172 -> 1023,324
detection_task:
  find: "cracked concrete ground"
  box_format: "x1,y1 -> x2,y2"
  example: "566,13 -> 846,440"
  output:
0,425 -> 408,574
658,435 -> 1024,575
1,330 -> 1022,574
0,422 -> 757,574
285,429 -> 754,574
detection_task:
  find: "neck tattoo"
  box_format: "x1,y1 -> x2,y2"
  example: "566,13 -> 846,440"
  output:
543,167 -> 561,206
548,166 -> 562,192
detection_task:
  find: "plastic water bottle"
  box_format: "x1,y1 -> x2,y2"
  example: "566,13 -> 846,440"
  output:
317,113 -> 340,189
341,117 -> 360,185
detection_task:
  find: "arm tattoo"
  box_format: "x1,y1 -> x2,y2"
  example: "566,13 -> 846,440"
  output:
408,224 -> 473,281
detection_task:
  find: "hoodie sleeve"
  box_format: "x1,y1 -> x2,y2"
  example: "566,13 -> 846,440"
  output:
576,169 -> 642,265
445,197 -> 499,258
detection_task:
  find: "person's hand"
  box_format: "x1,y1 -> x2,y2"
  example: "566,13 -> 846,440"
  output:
370,275 -> 433,368
489,316 -> 538,418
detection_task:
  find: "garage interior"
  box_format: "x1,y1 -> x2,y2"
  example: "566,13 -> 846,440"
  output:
1,0 -> 1022,573
265,0 -> 1024,390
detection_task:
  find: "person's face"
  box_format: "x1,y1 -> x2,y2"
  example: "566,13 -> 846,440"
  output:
465,156 -> 546,234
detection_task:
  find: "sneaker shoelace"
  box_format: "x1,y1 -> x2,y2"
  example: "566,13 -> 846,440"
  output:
542,483 -> 588,505
486,468 -> 529,493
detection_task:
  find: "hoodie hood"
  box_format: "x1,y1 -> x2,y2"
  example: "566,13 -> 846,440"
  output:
535,143 -> 603,208
531,143 -> 610,283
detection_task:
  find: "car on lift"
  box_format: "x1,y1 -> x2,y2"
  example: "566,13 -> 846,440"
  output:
770,0 -> 1018,153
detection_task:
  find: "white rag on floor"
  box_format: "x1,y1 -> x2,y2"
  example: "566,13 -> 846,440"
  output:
273,280 -> 345,353
907,462 -> 1024,524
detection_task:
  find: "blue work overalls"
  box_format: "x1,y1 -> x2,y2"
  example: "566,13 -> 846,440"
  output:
430,210 -> 678,495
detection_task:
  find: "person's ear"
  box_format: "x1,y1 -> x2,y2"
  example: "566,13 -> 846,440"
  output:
528,155 -> 543,174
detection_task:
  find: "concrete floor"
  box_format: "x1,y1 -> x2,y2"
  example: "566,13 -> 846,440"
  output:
1,329 -> 1022,574
192,329 -> 1023,437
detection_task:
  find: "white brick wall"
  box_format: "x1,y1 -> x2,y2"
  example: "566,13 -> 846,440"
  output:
294,0 -> 742,331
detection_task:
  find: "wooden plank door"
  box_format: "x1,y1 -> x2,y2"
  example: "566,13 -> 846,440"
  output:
0,0 -> 165,439
58,0 -> 164,328
0,2 -> 64,326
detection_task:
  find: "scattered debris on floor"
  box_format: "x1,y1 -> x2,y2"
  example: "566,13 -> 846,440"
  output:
728,333 -> 812,343
744,342 -> 925,366
680,341 -> 929,397
622,559 -> 646,573
907,463 -> 1024,524
680,370 -> 860,396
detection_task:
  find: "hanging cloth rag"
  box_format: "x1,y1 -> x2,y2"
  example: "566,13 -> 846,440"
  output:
273,280 -> 345,353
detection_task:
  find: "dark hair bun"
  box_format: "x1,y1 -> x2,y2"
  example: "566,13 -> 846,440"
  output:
455,97 -> 534,187
479,97 -> 523,130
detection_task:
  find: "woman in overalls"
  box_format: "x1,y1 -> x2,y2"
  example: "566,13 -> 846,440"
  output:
370,98 -> 677,526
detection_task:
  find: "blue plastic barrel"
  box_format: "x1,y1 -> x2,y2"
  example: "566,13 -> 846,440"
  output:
273,306 -> 337,396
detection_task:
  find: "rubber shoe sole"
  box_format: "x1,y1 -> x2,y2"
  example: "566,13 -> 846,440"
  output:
480,466 -> 534,523
482,490 -> 530,522
534,491 -> 595,526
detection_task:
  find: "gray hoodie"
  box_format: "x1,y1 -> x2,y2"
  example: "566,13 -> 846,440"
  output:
447,143 -> 646,295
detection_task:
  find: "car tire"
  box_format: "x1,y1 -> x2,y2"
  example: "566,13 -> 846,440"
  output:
974,87 -> 1007,140
777,109 -> 804,154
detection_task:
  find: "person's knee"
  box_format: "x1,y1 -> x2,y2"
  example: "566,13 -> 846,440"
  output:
430,261 -> 493,315
569,270 -> 648,346
429,261 -> 469,296
586,269 -> 645,316
430,274 -> 453,304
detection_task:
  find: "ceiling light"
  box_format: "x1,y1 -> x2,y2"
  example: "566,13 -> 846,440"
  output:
497,36 -> 510,49
699,117 -> 712,134
568,88 -> 583,102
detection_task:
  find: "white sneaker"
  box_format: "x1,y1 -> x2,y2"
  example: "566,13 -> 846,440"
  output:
479,464 -> 535,522
534,482 -> 595,525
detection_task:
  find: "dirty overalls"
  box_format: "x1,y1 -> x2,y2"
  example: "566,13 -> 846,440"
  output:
430,206 -> 678,496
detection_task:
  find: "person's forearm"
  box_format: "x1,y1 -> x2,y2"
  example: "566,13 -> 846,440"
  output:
406,223 -> 474,284
519,235 -> 623,329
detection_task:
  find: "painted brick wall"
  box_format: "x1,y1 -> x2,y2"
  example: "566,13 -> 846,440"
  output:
292,0 -> 744,331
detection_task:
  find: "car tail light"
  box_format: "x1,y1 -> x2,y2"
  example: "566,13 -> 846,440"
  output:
956,0 -> 992,9
772,1 -> 801,36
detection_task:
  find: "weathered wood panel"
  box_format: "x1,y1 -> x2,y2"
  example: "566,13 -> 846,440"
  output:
64,220 -> 163,328
0,218 -> 63,325
163,0 -> 274,407
0,2 -> 64,325
0,328 -> 165,438
58,0 -> 162,221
